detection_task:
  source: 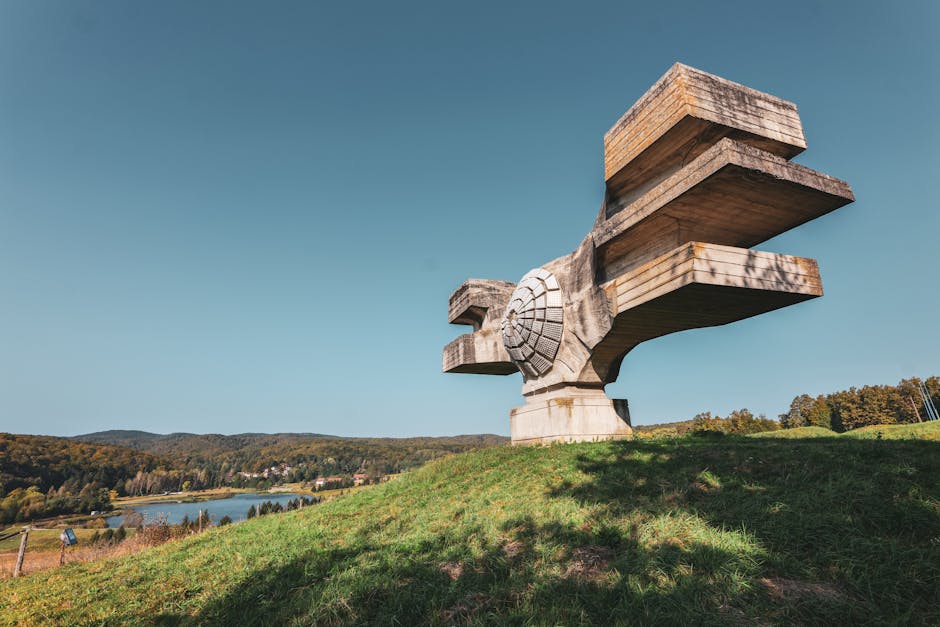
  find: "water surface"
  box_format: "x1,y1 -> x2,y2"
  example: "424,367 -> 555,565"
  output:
105,492 -> 306,527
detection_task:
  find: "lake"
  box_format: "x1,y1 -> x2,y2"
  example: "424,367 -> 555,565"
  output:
105,492 -> 307,527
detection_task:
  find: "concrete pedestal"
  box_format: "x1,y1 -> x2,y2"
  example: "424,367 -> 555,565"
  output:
509,387 -> 632,445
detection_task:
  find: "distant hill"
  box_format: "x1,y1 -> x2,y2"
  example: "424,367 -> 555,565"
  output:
73,430 -> 334,455
0,433 -> 165,494
72,429 -> 180,449
0,433 -> 171,523
68,431 -> 509,490
72,431 -> 510,472
74,429 -> 340,446
75,430 -> 505,449
4,433 -> 939,624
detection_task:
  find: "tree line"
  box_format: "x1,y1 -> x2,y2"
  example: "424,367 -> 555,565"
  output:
245,496 -> 320,519
779,376 -> 939,432
690,409 -> 780,435
637,375 -> 939,437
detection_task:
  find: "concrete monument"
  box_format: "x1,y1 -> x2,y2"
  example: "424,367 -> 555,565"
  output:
443,63 -> 854,445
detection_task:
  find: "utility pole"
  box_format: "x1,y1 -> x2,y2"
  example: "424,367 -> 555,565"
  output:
13,527 -> 29,578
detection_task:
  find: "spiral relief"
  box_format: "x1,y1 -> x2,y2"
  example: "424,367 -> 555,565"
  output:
500,268 -> 564,378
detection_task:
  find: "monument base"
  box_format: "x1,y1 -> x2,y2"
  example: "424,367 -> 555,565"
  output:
509,386 -> 632,445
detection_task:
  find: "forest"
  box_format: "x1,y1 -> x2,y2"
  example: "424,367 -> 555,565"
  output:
778,376 -> 939,432
0,434 -> 166,523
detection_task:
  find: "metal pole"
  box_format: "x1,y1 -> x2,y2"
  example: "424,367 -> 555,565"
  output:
920,383 -> 939,421
59,539 -> 66,566
13,527 -> 29,578
926,384 -> 939,421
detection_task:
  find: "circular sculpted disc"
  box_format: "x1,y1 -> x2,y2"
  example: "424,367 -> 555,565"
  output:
501,268 -> 563,378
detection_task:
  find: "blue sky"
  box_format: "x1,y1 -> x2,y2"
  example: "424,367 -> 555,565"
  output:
1,1 -> 937,437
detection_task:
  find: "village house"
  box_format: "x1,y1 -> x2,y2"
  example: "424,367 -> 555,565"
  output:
260,463 -> 293,479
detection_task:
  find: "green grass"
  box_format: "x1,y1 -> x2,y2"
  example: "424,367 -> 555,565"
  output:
2,435 -> 940,625
0,528 -> 121,553
841,421 -> 940,440
748,420 -> 940,441
747,426 -> 837,439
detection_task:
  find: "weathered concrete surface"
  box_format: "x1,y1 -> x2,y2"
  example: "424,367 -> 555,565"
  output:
510,386 -> 632,445
590,242 -> 823,385
448,279 -> 516,330
604,62 -> 807,215
596,138 -> 854,279
444,62 -> 854,445
443,279 -> 517,375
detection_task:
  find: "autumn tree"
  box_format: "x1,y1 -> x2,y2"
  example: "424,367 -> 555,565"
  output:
780,394 -> 831,429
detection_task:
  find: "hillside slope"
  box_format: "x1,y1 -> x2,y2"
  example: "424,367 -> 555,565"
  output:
748,420 -> 940,440
3,436 -> 939,625
747,426 -> 837,438
842,420 -> 940,440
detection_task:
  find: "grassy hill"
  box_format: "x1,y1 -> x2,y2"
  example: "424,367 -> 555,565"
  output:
747,426 -> 836,439
843,421 -> 940,440
2,434 -> 939,625
749,420 -> 940,441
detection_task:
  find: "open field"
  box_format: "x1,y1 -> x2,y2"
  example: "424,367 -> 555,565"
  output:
0,527 -> 108,554
748,420 -> 940,440
2,434 -> 939,625
747,426 -> 836,439
843,421 -> 940,440
0,528 -> 138,579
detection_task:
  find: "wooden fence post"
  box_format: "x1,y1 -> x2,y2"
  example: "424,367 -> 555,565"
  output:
13,527 -> 29,578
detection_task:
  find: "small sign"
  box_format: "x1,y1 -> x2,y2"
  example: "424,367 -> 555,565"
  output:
60,528 -> 78,546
